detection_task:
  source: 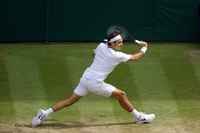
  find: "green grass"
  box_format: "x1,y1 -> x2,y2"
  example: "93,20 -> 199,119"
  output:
0,43 -> 200,132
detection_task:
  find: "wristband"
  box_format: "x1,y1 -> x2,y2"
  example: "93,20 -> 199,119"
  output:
140,47 -> 147,54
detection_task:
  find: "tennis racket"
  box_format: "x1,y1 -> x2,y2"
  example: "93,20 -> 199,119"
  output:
106,25 -> 141,44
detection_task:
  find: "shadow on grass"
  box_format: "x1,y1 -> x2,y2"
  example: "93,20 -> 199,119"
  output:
37,121 -> 137,129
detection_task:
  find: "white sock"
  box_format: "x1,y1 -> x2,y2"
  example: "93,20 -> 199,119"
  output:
130,109 -> 142,119
45,108 -> 54,117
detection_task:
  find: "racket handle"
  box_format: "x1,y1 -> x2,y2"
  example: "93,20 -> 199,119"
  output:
135,40 -> 141,44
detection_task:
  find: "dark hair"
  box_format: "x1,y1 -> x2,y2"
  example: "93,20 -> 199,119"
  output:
107,31 -> 121,45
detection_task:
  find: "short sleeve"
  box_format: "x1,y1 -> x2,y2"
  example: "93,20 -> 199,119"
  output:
115,52 -> 131,62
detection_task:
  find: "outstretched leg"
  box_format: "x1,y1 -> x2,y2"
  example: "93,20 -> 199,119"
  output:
52,93 -> 82,111
32,93 -> 81,127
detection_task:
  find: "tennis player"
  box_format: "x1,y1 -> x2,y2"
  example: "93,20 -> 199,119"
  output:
32,31 -> 155,127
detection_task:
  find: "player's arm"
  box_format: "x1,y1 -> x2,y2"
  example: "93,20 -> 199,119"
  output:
129,41 -> 148,61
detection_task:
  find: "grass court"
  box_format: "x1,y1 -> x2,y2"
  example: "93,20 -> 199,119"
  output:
0,42 -> 200,133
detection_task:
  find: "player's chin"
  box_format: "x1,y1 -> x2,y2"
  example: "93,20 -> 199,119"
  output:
116,47 -> 122,51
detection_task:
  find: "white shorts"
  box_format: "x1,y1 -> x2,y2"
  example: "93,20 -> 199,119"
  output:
74,77 -> 116,97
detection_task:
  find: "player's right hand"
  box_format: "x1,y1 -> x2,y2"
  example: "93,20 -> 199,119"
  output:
140,41 -> 148,47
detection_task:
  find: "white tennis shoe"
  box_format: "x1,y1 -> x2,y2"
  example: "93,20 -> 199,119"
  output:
135,112 -> 155,124
32,109 -> 46,127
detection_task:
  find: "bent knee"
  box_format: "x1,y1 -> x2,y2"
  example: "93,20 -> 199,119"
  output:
111,89 -> 127,100
119,91 -> 127,99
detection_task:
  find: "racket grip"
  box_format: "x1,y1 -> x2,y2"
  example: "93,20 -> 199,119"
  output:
135,40 -> 141,44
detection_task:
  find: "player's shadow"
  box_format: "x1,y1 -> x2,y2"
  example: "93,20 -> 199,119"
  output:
38,121 -> 135,129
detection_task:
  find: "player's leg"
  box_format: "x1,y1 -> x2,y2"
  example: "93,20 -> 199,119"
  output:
32,93 -> 82,127
110,88 -> 155,124
110,88 -> 133,112
51,93 -> 82,111
32,77 -> 89,127
46,77 -> 89,114
86,80 -> 148,123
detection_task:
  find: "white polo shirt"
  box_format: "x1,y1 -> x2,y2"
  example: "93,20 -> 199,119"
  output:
82,43 -> 131,82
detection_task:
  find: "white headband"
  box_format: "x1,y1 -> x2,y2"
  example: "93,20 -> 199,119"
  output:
109,35 -> 122,43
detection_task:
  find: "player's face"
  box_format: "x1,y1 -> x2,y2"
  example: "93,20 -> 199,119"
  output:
113,38 -> 123,50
